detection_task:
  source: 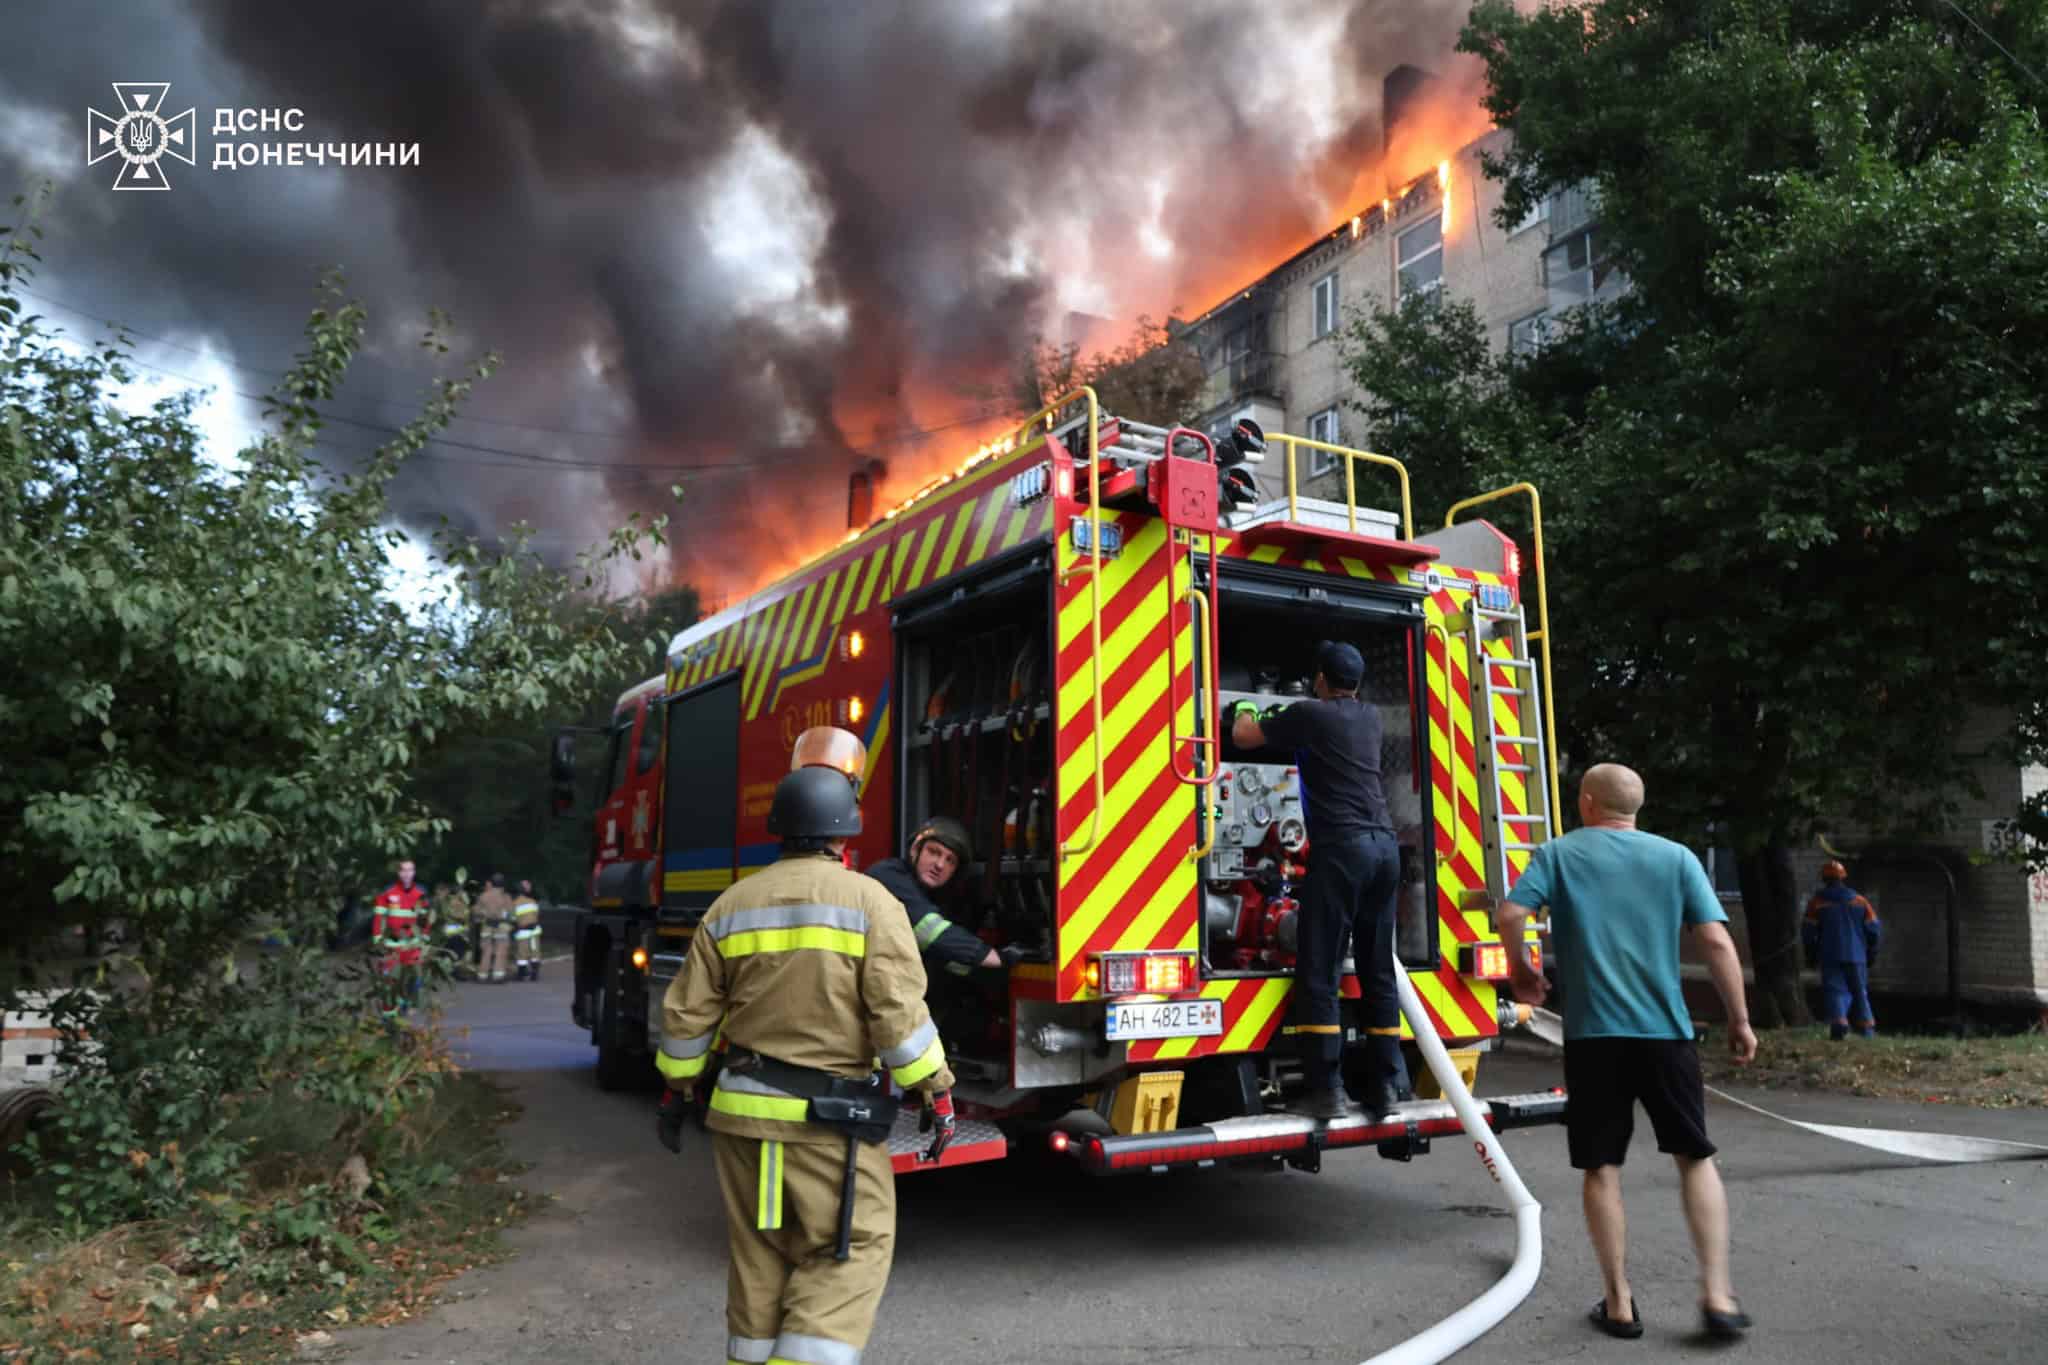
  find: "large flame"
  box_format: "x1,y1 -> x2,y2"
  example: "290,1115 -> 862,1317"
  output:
682,53 -> 1497,605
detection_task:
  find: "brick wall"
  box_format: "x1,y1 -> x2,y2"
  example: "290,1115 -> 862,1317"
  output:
1699,711 -> 2045,1008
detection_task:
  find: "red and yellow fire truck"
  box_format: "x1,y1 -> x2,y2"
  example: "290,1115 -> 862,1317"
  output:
557,389 -> 1567,1174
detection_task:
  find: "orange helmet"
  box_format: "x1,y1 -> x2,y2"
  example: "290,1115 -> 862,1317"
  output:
790,726 -> 867,786
1821,859 -> 1847,882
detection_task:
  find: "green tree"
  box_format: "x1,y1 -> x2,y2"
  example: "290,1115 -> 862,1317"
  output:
1341,2 -> 2048,1023
408,584 -> 699,900
1014,315 -> 1209,423
0,193 -> 671,1222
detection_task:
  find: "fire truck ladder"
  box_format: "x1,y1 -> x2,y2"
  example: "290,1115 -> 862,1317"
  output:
1455,600 -> 1554,909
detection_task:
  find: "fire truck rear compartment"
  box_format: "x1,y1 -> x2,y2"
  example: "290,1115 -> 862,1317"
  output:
894,552 -> 1057,1071
1206,574 -> 1438,981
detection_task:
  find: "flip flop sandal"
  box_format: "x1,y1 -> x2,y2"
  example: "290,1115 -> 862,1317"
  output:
1701,1302 -> 1752,1340
1589,1299 -> 1644,1339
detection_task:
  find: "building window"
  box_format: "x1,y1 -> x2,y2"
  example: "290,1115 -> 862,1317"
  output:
1306,407 -> 1341,477
1507,193 -> 1551,237
1700,847 -> 1743,900
1311,271 -> 1339,339
1508,311 -> 1550,356
1396,215 -> 1443,299
1543,227 -> 1617,307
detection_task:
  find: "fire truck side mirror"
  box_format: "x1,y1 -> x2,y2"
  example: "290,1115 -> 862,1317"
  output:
549,729 -> 578,818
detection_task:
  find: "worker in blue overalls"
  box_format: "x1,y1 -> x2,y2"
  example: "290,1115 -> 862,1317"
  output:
1802,860 -> 1882,1040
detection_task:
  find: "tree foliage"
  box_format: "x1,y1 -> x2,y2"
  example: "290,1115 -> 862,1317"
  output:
0,190 -> 670,1224
1342,2 -> 2048,1021
405,585 -> 700,901
1014,315 -> 1208,422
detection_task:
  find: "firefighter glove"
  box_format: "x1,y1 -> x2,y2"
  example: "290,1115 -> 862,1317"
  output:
1228,700 -> 1261,723
997,944 -> 1030,968
655,1087 -> 693,1154
918,1090 -> 957,1165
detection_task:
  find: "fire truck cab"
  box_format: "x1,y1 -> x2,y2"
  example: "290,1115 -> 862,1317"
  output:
558,390 -> 1566,1173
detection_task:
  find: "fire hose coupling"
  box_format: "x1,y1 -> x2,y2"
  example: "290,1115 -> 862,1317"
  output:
1029,1023 -> 1096,1057
1497,999 -> 1535,1033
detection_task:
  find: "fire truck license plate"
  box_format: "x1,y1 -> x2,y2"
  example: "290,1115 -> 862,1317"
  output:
1105,998 -> 1224,1041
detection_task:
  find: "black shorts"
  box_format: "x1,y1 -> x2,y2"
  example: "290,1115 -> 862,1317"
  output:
1563,1037 -> 1716,1169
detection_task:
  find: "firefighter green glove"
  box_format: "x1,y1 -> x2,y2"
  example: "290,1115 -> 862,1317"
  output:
1227,700 -> 1261,723
655,1087 -> 693,1154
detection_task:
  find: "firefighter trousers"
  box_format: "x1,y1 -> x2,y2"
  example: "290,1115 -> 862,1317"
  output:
711,1130 -> 895,1365
1295,830 -> 1408,1096
479,923 -> 511,981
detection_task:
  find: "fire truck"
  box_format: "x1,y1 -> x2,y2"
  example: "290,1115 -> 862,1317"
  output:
555,389 -> 1568,1174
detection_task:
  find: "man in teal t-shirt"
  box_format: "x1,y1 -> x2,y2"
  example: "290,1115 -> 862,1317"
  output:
1497,764 -> 1757,1343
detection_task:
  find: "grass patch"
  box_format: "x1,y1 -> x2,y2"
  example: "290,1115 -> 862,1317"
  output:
0,1071 -> 531,1363
1699,1027 -> 2048,1108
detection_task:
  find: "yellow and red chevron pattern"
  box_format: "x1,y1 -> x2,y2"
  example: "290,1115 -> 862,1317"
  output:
664,442 -> 1056,701
1125,976 -> 1291,1062
1213,529 -> 1412,585
1413,569 -> 1535,1041
1054,510 -> 1201,1003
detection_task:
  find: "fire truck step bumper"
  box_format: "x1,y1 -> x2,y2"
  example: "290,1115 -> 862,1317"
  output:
887,1107 -> 1009,1175
1061,1089 -> 1568,1175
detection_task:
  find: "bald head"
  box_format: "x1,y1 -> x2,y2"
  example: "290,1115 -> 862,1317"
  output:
1580,764 -> 1646,825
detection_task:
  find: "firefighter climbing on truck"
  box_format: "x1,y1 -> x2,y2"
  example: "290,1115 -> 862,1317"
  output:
554,385 -> 1568,1174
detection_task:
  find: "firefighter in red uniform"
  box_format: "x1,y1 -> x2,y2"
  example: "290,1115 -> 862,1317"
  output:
372,858 -> 428,1017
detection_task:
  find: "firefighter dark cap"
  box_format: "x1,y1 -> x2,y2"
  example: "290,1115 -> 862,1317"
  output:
1317,640 -> 1364,690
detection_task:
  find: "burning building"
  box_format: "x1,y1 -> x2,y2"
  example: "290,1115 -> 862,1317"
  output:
1173,66 -> 1619,506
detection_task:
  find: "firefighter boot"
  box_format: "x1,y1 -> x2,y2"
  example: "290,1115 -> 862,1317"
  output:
515,962 -> 530,982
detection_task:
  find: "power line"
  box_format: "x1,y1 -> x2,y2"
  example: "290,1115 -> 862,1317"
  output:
1938,0 -> 2048,92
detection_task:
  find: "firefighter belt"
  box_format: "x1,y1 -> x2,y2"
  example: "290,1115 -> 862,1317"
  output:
723,1047 -> 899,1261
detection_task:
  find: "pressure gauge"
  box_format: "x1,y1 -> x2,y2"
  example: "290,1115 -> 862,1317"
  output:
1238,769 -> 1266,797
1251,802 -> 1273,826
1224,823 -> 1246,846
1277,817 -> 1308,851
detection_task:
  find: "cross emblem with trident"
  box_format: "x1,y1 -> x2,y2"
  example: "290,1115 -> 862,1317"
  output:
87,83 -> 197,191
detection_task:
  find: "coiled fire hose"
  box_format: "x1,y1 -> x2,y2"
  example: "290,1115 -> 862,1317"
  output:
1358,954 -> 1544,1365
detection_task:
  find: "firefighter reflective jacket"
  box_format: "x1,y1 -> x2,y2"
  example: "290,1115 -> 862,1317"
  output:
372,881 -> 427,965
867,856 -> 988,976
658,851 -> 954,1146
1802,881 -> 1882,965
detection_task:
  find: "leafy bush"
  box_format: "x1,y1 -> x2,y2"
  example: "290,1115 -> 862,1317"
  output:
0,186 -> 665,1243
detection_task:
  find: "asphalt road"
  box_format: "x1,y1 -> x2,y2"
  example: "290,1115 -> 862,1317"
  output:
336,967 -> 2048,1364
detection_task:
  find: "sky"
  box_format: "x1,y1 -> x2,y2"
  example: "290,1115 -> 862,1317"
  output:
2,0 -> 1497,602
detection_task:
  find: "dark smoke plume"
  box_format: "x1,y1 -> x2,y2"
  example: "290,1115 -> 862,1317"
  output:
2,0 -> 1487,599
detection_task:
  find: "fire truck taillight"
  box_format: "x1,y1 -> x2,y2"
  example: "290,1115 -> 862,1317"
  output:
838,695 -> 865,726
842,630 -> 866,661
630,947 -> 649,971
1095,952 -> 1197,997
1505,542 -> 1522,578
1460,941 -> 1540,980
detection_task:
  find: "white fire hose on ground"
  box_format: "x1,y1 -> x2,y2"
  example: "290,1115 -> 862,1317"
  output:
1356,957 -> 1544,1365
1356,984 -> 2048,1365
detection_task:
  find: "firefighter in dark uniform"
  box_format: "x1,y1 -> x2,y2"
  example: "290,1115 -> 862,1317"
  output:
867,818 -> 1025,977
1230,640 -> 1410,1121
655,759 -> 956,1365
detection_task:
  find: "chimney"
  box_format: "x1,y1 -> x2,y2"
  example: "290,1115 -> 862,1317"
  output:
1382,65 -> 1440,161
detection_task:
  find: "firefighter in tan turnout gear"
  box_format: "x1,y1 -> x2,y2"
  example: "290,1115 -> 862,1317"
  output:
656,749 -> 955,1365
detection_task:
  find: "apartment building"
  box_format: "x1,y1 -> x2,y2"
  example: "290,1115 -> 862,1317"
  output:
1169,76 -> 2047,1016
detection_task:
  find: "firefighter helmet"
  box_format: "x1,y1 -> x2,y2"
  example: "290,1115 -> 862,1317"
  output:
768,766 -> 863,840
1821,859 -> 1847,882
911,816 -> 973,865
790,725 -> 868,785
